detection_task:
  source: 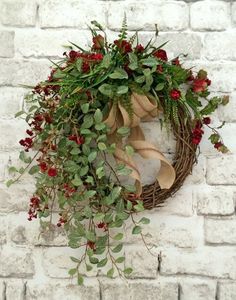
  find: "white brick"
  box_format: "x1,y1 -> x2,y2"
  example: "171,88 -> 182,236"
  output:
15,29 -> 91,58
39,0 -> 106,28
0,0 -> 37,27
125,214 -> 203,248
206,155 -> 236,185
161,186 -> 194,217
0,31 -> 14,58
203,32 -> 236,61
161,248 -> 236,279
0,246 -> 34,277
180,279 -> 216,300
0,119 -> 27,150
108,1 -> 189,31
101,279 -> 178,300
9,213 -> 68,246
218,92 -> 236,123
218,282 -> 236,300
184,155 -> 206,185
0,282 -> 5,299
0,216 -> 7,245
26,279 -> 100,300
5,280 -> 25,300
190,1 -> 230,31
125,246 -> 159,278
195,186 -> 235,215
0,184 -> 33,212
205,218 -> 236,245
0,87 -> 26,118
0,59 -> 50,87
232,3 -> 236,26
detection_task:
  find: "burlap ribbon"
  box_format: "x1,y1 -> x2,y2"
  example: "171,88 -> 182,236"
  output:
104,92 -> 175,195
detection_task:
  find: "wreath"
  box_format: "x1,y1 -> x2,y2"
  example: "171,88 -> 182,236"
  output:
7,20 -> 229,283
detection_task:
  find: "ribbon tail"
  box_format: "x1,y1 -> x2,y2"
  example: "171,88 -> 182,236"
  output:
129,140 -> 176,189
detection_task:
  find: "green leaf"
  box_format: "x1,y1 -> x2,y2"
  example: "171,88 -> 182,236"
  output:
79,165 -> 89,176
117,126 -> 130,136
28,165 -> 39,175
77,274 -> 84,285
135,75 -> 145,84
81,103 -> 89,113
125,145 -> 134,156
70,256 -> 80,263
132,225 -> 142,234
98,142 -> 107,151
141,57 -> 158,67
101,54 -> 111,68
99,83 -> 114,97
107,268 -> 114,278
6,179 -> 14,187
86,231 -> 96,242
124,267 -> 133,275
86,264 -> 93,271
155,83 -> 165,91
112,243 -> 123,253
113,233 -> 123,241
139,217 -> 150,224
89,256 -> 99,264
94,109 -> 103,124
82,115 -> 93,129
95,123 -> 106,131
68,268 -> 77,276
109,68 -> 128,80
111,186 -> 121,201
71,174 -> 82,186
15,111 -> 25,118
76,58 -> 83,72
19,151 -> 31,164
128,53 -> 138,70
88,151 -> 97,163
84,190 -> 96,199
115,256 -> 125,263
116,85 -> 129,95
97,257 -> 108,268
93,212 -> 105,221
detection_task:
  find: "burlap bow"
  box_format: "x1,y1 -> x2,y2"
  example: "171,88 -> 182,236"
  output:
104,92 -> 175,195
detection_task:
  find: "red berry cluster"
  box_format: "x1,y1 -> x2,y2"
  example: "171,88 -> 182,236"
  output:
114,39 -> 132,54
28,196 -> 40,221
97,222 -> 108,231
68,135 -> 85,145
92,34 -> 104,50
87,241 -> 96,250
170,89 -> 181,101
153,49 -> 168,61
66,51 -> 103,73
57,216 -> 67,227
188,70 -> 211,93
63,183 -> 76,198
192,121 -> 204,145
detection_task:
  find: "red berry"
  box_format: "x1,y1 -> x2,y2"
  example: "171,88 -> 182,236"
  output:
47,167 -> 57,177
203,117 -> 211,125
170,89 -> 181,100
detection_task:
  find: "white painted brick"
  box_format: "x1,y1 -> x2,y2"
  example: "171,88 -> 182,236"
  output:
161,186 -> 194,217
0,119 -> 27,150
203,32 -> 236,61
124,246 -> 159,278
190,1 -> 230,31
0,246 -> 34,277
184,155 -> 206,185
161,248 -> 236,279
26,279 -> 100,300
0,216 -> 7,245
195,186 -> 235,215
15,29 -> 92,58
125,214 -> 203,248
0,0 -> 37,27
108,1 -> 189,31
232,3 -> 236,26
179,279 -> 216,300
5,280 -> 25,300
218,92 -> 236,123
0,31 -> 14,58
205,218 -> 236,245
206,155 -> 236,185
0,87 -> 26,118
0,184 -> 34,212
0,59 -> 50,86
218,282 -> 236,300
9,213 -> 68,246
39,0 -> 106,28
100,279 -> 178,300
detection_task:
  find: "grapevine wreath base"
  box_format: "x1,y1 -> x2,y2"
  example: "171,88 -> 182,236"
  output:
8,19 -> 229,282
142,112 -> 197,209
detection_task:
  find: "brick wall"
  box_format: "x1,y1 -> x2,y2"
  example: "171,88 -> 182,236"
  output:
0,0 -> 236,299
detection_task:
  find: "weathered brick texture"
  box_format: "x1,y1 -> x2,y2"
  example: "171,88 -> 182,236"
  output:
0,0 -> 236,299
